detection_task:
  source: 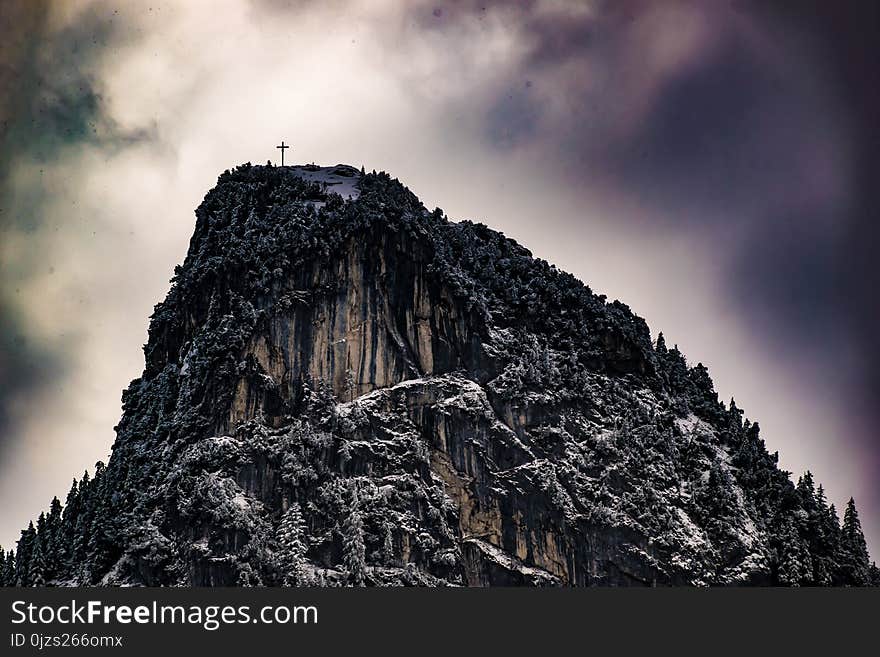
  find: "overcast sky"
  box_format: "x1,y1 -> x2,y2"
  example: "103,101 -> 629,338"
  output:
1,0 -> 877,557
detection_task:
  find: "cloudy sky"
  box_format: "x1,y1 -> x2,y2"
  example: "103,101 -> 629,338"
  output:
1,0 -> 877,557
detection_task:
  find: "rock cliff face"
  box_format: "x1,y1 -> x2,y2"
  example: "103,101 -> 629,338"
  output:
226,227 -> 487,428
9,163 -> 876,587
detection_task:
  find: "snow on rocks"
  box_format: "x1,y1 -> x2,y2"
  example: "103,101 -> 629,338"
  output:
287,164 -> 362,199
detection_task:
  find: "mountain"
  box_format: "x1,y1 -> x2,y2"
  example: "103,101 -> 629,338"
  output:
3,163 -> 877,587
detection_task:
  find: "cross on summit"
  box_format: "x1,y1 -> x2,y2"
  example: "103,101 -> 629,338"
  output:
276,140 -> 289,166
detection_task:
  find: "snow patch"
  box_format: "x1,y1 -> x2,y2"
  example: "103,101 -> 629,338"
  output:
232,493 -> 250,510
287,164 -> 362,199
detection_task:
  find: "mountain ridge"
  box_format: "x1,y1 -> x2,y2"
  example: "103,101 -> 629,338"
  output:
3,163 -> 876,586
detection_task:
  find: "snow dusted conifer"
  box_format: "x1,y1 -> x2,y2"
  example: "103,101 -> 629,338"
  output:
810,484 -> 836,585
15,522 -> 36,587
29,534 -> 46,587
796,472 -> 818,519
342,485 -> 367,586
236,563 -> 260,587
2,550 -> 15,587
71,471 -> 91,573
344,369 -> 356,402
777,516 -> 812,586
382,522 -> 394,566
45,497 -> 62,580
35,512 -> 47,547
726,398 -> 743,434
655,332 -> 667,354
276,502 -> 309,586
55,479 -> 80,579
840,498 -> 870,585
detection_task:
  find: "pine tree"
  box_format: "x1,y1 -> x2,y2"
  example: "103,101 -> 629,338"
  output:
691,463 -> 740,564
656,343 -> 689,398
687,363 -> 721,421
777,516 -> 812,586
71,471 -> 93,581
15,522 -> 36,587
342,486 -> 367,587
29,535 -> 46,587
57,478 -> 81,580
46,497 -> 63,582
839,498 -> 870,586
381,522 -> 394,566
869,562 -> 880,587
35,512 -> 46,538
732,421 -> 764,482
795,472 -> 817,512
792,471 -> 819,585
655,332 -> 667,354
35,513 -> 47,556
47,497 -> 63,530
344,369 -> 356,402
725,398 -> 744,438
276,503 -> 309,586
823,503 -> 845,585
809,484 -> 837,585
2,550 -> 15,587
86,462 -> 120,583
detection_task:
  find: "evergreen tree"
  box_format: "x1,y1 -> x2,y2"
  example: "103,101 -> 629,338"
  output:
382,522 -> 394,566
777,516 -> 812,586
71,471 -> 92,580
47,497 -> 63,532
15,522 -> 36,587
342,486 -> 367,587
869,562 -> 880,587
732,422 -> 763,478
43,497 -> 62,582
276,502 -> 309,586
86,462 -> 120,583
35,512 -> 47,553
57,478 -> 81,579
656,344 -> 689,398
29,535 -> 46,587
46,496 -> 63,582
724,398 -> 744,441
808,484 -> 837,585
655,332 -> 667,354
823,503 -> 845,585
795,471 -> 817,512
2,550 -> 15,587
687,363 -> 721,421
839,498 -> 870,586
344,369 -> 356,402
691,463 -> 740,565
793,471 -> 820,585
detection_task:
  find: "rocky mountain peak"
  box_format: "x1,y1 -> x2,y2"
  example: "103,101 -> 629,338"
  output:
4,162 -> 876,587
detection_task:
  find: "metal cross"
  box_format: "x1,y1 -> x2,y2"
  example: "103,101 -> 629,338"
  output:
276,141 -> 289,166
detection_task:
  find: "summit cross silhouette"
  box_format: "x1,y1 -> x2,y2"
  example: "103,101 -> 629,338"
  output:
276,141 -> 290,166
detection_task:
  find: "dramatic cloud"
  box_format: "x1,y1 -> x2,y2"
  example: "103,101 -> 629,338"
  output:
0,0 -> 875,557
390,0 -> 878,544
0,2 -> 152,450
